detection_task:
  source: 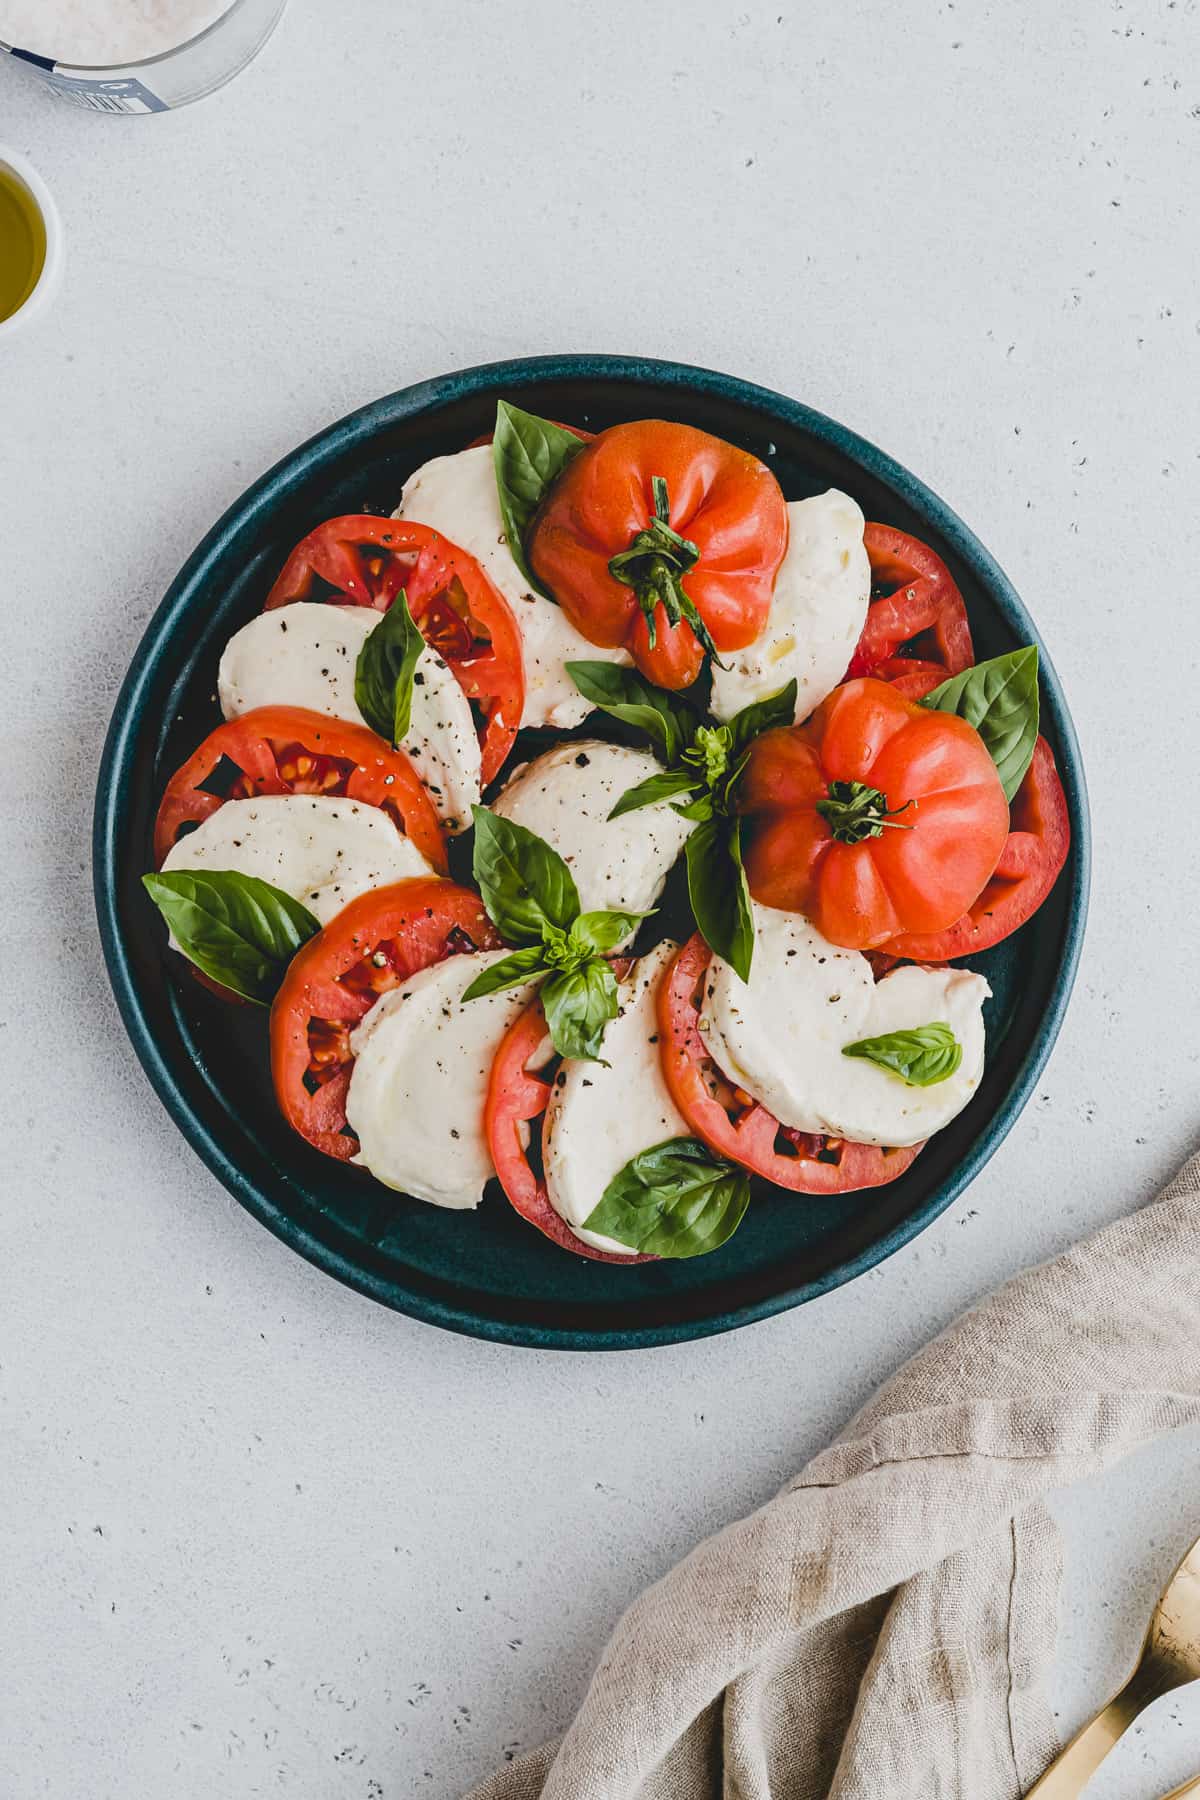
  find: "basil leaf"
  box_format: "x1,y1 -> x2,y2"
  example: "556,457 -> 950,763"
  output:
673,791 -> 716,823
570,909 -> 650,954
566,661 -> 693,764
492,400 -> 586,597
142,870 -> 320,1005
727,678 -> 799,754
542,959 -> 619,1062
921,646 -> 1039,803
608,766 -> 700,821
842,1022 -> 963,1086
354,590 -> 425,745
460,944 -> 550,1003
583,1137 -> 751,1258
471,806 -> 581,944
685,816 -> 754,982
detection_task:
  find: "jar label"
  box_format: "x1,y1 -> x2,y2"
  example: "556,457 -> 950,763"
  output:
4,49 -> 169,112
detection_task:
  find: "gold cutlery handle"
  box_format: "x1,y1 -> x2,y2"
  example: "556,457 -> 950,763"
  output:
1024,1681 -> 1146,1796
1160,1780 -> 1200,1799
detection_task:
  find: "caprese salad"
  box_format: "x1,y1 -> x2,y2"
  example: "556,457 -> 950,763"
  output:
142,401 -> 1071,1263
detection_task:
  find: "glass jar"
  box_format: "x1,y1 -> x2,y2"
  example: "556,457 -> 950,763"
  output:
0,0 -> 288,113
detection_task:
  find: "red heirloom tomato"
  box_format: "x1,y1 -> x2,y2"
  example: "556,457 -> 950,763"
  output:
264,516 -> 524,783
153,705 -> 447,875
738,678 -> 1010,950
848,524 -> 974,682
657,936 -> 923,1193
484,995 -> 658,1264
527,420 -> 789,689
271,879 -> 500,1161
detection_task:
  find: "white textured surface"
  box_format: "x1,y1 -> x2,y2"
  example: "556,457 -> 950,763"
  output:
2,2 -> 1199,1795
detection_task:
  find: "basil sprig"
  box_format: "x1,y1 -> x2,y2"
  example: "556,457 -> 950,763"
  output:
492,399 -> 587,598
461,807 -> 648,1061
142,870 -> 320,1004
921,646 -> 1039,803
568,663 -> 798,981
582,1137 -> 751,1258
842,1022 -> 963,1086
354,590 -> 425,746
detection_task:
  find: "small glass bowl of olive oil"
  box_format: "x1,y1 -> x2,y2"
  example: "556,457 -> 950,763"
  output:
0,148 -> 62,339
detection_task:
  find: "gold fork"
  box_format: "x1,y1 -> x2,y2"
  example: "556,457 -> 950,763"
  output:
1025,1534 -> 1200,1796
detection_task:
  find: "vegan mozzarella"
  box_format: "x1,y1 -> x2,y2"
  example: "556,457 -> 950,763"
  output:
217,603 -> 482,833
542,942 -> 689,1254
699,904 -> 989,1146
393,444 -> 631,730
709,490 -> 870,725
161,794 -> 436,925
345,951 -> 537,1209
491,740 -> 693,926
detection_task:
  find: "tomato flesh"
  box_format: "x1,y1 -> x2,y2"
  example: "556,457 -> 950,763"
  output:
264,515 -> 524,784
848,524 -> 974,682
656,935 -> 923,1193
153,704 -> 447,875
270,879 -> 501,1161
484,997 -> 658,1264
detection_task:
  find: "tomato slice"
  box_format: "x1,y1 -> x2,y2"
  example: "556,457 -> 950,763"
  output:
484,996 -> 658,1264
270,879 -> 501,1161
263,516 -> 524,784
153,705 -> 447,874
656,935 -> 923,1193
847,524 -> 975,681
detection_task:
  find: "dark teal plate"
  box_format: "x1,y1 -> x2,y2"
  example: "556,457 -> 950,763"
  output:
93,355 -> 1089,1349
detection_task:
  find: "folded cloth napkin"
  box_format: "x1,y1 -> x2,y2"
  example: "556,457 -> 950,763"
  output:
468,1150 -> 1200,1800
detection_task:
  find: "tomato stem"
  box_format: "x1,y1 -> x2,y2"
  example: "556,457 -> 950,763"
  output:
817,780 -> 915,844
608,476 -> 724,663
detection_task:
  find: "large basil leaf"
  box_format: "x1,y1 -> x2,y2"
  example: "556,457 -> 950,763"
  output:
354,589 -> 425,745
685,816 -> 754,982
459,945 -> 551,1003
471,805 -> 580,943
727,678 -> 798,754
921,646 -> 1039,802
142,870 -> 319,1004
583,1137 -> 751,1258
608,766 -> 700,821
542,958 -> 619,1063
492,400 -> 586,597
566,661 -> 694,764
842,1022 -> 963,1086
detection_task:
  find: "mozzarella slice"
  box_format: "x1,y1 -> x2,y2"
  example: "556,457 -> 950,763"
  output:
219,603 -> 374,723
345,951 -> 536,1209
709,490 -> 870,725
217,602 -> 481,834
491,740 -> 693,927
161,793 -> 435,926
543,942 -> 689,1254
699,904 -> 989,1146
393,444 -> 631,730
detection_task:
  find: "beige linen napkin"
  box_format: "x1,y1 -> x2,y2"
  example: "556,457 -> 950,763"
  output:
469,1150 -> 1200,1800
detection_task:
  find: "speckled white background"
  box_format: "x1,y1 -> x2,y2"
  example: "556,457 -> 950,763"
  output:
2,2 -> 1199,1794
